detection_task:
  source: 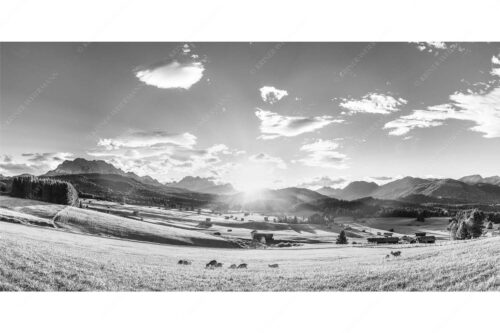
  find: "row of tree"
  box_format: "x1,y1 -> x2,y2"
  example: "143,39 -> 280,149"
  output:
11,176 -> 79,205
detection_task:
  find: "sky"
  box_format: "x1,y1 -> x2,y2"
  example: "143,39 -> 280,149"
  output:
1,42 -> 500,191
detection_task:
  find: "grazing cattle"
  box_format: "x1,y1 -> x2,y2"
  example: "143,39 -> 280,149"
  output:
229,264 -> 237,269
268,264 -> 279,268
215,262 -> 223,268
206,260 -> 218,268
237,263 -> 248,269
177,259 -> 192,265
390,251 -> 402,257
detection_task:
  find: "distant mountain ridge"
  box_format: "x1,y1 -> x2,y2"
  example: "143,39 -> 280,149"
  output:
317,180 -> 380,200
167,176 -> 236,195
40,158 -> 500,205
44,158 -> 162,186
319,176 -> 500,204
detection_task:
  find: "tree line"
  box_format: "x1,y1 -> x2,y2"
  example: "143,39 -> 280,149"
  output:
10,176 -> 79,206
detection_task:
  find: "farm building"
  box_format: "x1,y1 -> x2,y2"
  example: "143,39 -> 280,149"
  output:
416,235 -> 436,243
251,230 -> 274,244
367,237 -> 400,244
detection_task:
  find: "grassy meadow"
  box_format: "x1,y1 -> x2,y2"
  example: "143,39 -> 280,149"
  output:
0,194 -> 499,291
0,221 -> 498,291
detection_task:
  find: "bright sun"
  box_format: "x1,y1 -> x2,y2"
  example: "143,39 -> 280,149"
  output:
229,164 -> 275,193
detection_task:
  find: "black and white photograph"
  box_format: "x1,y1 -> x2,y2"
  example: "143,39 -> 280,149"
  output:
0,1 -> 498,332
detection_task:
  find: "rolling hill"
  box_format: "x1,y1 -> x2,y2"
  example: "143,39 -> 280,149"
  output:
49,173 -> 214,207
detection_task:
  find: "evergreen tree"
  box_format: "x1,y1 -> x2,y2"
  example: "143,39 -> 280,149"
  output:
456,221 -> 469,240
336,230 -> 348,244
465,209 -> 485,238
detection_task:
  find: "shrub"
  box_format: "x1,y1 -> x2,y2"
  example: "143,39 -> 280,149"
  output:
336,230 -> 348,245
10,176 -> 78,205
486,221 -> 493,230
453,209 -> 486,239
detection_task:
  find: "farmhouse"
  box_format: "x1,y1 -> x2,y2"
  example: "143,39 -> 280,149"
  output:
414,232 -> 436,243
251,230 -> 274,244
367,237 -> 400,244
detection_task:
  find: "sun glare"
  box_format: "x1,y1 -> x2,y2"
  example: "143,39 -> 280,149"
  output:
229,164 -> 275,194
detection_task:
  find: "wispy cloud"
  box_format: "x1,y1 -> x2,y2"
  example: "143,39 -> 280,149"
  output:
88,131 -> 233,180
255,109 -> 343,140
412,42 -> 447,53
295,139 -> 348,168
97,131 -> 197,150
134,45 -> 205,89
340,93 -> 407,115
492,52 -> 500,76
259,86 -> 288,104
385,53 -> 500,138
299,176 -> 346,189
249,153 -> 287,169
0,152 -> 73,176
384,87 -> 500,138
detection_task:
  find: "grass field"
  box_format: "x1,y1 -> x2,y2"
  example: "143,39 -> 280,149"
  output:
0,221 -> 498,291
1,194 -> 499,291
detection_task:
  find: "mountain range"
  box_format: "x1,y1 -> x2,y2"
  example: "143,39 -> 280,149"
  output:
44,158 -> 163,187
10,158 -> 500,207
318,176 -> 500,204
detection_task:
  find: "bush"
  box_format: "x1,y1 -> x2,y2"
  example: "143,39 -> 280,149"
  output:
336,230 -> 348,245
10,176 -> 78,205
453,209 -> 486,239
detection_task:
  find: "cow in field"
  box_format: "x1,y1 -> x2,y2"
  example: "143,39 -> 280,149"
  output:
229,264 -> 237,269
268,264 -> 279,268
390,251 -> 402,257
237,263 -> 248,269
206,260 -> 218,268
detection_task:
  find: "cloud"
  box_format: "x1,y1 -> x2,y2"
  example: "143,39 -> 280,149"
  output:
249,153 -> 287,169
340,93 -> 407,115
260,86 -> 288,104
97,131 -> 197,150
371,176 -> 393,181
134,46 -> 205,89
493,54 -> 500,65
295,139 -> 348,168
384,87 -> 500,138
0,163 -> 38,174
255,109 -> 343,140
88,131 -> 233,180
413,42 -> 447,53
492,53 -> 500,76
299,176 -> 346,189
0,152 -> 73,176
